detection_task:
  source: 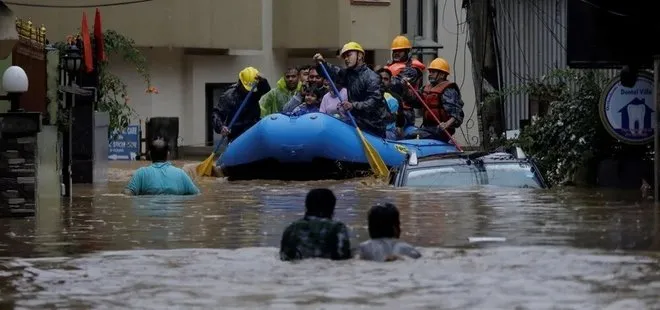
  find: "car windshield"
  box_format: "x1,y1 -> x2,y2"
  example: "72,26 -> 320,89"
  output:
404,161 -> 543,189
483,163 -> 543,188
405,165 -> 477,187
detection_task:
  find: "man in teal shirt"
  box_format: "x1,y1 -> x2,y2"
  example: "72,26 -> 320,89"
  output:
124,139 -> 200,196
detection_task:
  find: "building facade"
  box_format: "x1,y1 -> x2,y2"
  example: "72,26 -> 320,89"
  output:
492,0 -> 618,130
402,0 -> 480,147
9,0 -> 401,146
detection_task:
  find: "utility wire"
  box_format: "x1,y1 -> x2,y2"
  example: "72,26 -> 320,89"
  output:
4,0 -> 152,8
575,0 -> 629,17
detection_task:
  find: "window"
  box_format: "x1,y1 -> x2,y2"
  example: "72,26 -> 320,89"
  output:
402,0 -> 408,34
416,0 -> 424,36
482,163 -> 544,189
405,165 -> 478,187
433,0 -> 438,41
402,161 -> 545,189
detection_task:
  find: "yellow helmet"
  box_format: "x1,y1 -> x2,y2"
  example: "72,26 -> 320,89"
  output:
339,41 -> 365,56
428,58 -> 450,74
238,67 -> 259,91
391,35 -> 412,50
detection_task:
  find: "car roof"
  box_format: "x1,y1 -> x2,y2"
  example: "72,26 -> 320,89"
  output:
407,151 -> 523,169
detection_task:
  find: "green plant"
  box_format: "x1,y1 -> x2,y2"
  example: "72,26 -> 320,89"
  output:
54,30 -> 155,135
487,69 -> 651,186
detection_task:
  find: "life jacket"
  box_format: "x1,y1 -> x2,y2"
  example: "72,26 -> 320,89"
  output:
422,81 -> 459,134
386,59 -> 426,76
385,58 -> 426,110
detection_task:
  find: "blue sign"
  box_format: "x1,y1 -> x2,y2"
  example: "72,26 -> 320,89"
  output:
108,125 -> 140,160
600,72 -> 655,145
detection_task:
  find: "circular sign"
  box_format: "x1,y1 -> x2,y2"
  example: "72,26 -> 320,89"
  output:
599,72 -> 655,144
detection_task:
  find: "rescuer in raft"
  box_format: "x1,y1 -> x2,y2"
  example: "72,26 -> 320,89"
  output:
313,41 -> 391,138
212,67 -> 271,143
404,57 -> 464,142
385,35 -> 426,128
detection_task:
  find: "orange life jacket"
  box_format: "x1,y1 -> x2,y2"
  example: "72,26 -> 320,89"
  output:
422,81 -> 459,134
385,59 -> 426,110
386,59 -> 426,76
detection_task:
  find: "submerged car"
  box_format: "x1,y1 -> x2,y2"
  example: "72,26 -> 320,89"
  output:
390,147 -> 548,189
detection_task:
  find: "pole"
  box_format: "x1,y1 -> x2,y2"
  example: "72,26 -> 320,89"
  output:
654,55 -> 660,203
8,93 -> 22,112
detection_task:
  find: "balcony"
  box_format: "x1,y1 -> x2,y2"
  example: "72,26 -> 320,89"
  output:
7,0 -> 263,50
344,0 -> 400,50
273,0 -> 400,50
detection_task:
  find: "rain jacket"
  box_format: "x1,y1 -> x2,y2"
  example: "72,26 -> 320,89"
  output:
318,62 -> 390,137
259,77 -> 301,117
212,78 -> 271,142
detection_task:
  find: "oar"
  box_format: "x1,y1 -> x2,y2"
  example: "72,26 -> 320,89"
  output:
403,80 -> 463,152
319,63 -> 390,180
196,83 -> 258,176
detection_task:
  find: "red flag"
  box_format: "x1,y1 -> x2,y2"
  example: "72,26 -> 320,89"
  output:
81,11 -> 93,73
94,8 -> 106,62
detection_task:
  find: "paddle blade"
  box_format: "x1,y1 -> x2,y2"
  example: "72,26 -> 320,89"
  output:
355,127 -> 390,180
196,153 -> 216,177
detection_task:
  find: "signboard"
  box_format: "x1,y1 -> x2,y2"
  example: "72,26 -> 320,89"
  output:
108,125 -> 140,160
599,72 -> 655,145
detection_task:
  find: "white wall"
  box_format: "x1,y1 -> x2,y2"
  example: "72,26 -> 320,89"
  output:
108,44 -> 449,148
404,0 -> 481,147
107,48 -> 185,142
110,48 -> 285,146
437,0 -> 479,147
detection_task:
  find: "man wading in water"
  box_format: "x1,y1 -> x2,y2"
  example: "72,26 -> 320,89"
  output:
359,203 -> 421,262
279,188 -> 352,261
125,139 -> 200,196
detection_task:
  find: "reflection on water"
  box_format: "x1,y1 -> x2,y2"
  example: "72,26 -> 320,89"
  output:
0,161 -> 658,308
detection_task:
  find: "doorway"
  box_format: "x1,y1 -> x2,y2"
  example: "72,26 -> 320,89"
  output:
205,83 -> 233,146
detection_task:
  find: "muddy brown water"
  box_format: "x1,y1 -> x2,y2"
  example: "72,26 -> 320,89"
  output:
0,161 -> 659,309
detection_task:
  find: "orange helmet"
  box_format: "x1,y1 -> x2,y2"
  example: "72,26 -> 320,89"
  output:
428,58 -> 450,74
391,35 -> 412,50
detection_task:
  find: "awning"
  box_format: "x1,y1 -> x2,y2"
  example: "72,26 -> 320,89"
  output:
0,1 -> 18,60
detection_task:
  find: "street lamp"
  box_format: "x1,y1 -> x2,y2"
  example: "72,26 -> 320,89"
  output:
0,65 -> 29,112
61,43 -> 82,84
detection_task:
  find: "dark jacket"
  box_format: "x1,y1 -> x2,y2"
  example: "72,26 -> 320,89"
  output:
280,216 -> 352,261
388,67 -> 423,128
212,78 -> 271,141
318,62 -> 390,137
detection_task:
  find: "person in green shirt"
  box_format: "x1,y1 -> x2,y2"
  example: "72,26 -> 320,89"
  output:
124,139 -> 200,196
259,67 -> 301,117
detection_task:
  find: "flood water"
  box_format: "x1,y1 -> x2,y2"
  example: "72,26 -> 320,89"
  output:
1,161 -> 659,309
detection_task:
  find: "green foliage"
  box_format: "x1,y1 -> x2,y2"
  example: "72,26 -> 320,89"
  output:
54,30 -> 153,135
488,69 -> 651,186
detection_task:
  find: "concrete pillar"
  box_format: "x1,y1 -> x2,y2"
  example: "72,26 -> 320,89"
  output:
261,0 -> 277,82
423,0 -> 434,41
422,0 -> 437,74
407,0 -> 417,37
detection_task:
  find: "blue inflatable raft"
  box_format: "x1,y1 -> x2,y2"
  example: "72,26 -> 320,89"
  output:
219,112 -> 459,180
